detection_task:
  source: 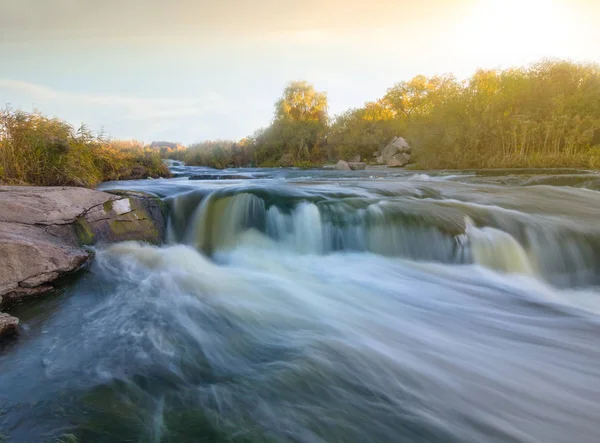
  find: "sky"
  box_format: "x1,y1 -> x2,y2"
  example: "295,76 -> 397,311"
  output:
1,0 -> 599,144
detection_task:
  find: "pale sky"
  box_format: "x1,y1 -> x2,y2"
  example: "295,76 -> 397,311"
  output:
1,0 -> 599,144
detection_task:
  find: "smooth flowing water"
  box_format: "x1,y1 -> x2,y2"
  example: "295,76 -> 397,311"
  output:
2,166 -> 600,443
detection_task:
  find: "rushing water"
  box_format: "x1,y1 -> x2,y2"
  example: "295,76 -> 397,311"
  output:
2,166 -> 600,442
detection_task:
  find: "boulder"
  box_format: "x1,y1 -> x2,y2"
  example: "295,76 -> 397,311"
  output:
381,137 -> 412,163
348,162 -> 367,171
0,313 -> 18,338
334,160 -> 351,171
387,153 -> 411,168
278,153 -> 294,167
0,222 -> 88,305
0,186 -> 166,312
349,155 -> 361,163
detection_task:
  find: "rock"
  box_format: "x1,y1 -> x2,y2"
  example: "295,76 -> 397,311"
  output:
334,160 -> 351,171
79,194 -> 165,245
0,221 -> 90,305
349,155 -> 361,163
387,153 -> 411,168
0,313 -> 18,337
0,186 -> 113,225
348,162 -> 367,171
376,156 -> 385,164
0,186 -> 166,308
381,136 -> 411,163
278,153 -> 294,167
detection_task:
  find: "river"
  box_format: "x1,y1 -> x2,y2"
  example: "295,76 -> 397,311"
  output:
2,165 -> 600,442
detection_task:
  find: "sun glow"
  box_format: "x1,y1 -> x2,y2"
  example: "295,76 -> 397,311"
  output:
455,0 -> 576,69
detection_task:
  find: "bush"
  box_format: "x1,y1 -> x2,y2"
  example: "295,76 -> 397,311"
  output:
0,109 -> 170,187
168,140 -> 253,169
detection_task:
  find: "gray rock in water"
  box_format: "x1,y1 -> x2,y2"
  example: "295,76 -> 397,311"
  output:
0,186 -> 166,309
0,313 -> 18,337
348,162 -> 367,171
387,153 -> 411,168
334,160 -> 352,171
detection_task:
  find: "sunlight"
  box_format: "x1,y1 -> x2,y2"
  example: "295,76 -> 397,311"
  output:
455,0 -> 575,68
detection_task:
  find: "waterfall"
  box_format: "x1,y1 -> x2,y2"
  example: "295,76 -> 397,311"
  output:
8,167 -> 600,443
461,217 -> 535,275
165,188 -> 600,286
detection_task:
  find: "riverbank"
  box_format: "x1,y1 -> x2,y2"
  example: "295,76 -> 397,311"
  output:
0,109 -> 172,187
0,186 -> 166,336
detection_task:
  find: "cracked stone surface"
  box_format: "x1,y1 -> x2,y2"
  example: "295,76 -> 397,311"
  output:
0,186 -> 165,318
0,186 -> 119,225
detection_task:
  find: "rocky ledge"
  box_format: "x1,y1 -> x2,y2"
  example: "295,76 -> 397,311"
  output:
0,186 -> 165,336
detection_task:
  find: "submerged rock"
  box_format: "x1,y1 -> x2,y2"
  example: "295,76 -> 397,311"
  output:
189,174 -> 254,180
334,160 -> 352,171
0,186 -> 166,315
0,312 -> 18,337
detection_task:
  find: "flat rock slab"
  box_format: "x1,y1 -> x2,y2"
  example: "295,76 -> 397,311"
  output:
0,186 -> 118,225
0,186 -> 166,326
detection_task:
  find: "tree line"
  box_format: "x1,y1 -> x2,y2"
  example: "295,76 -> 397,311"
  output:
2,59 -> 599,188
176,60 -> 600,169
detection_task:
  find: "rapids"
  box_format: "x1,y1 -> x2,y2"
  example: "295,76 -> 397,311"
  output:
2,166 -> 600,442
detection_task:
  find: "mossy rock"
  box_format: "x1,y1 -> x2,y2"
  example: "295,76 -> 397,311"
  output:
74,216 -> 95,246
75,195 -> 166,246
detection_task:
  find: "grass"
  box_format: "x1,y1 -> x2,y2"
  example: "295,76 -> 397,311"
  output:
0,109 -> 170,187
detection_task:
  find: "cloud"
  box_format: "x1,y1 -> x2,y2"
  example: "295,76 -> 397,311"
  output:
0,0 -> 469,43
0,78 -> 257,142
0,78 -> 232,119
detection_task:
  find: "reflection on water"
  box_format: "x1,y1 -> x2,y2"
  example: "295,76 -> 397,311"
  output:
2,166 -> 600,442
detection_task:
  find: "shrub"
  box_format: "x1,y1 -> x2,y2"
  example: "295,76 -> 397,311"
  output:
0,109 -> 170,186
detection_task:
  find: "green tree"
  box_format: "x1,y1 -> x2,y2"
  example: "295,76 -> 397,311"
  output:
252,81 -> 329,165
275,81 -> 328,124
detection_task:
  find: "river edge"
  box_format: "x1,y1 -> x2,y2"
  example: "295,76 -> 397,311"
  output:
0,186 -> 167,337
